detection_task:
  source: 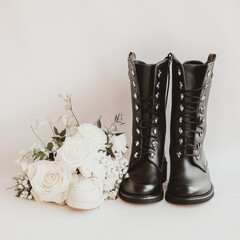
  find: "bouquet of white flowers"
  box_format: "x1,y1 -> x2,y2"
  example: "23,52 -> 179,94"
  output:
12,94 -> 128,209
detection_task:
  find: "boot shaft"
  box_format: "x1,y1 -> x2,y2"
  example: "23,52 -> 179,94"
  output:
128,52 -> 169,170
170,54 -> 216,171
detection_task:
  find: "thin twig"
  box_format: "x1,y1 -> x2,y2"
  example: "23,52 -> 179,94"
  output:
31,126 -> 46,148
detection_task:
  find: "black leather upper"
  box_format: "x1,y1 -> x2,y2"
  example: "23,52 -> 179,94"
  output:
168,54 -> 216,197
120,53 -> 169,196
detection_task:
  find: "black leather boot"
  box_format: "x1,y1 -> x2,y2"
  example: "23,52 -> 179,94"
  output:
119,52 -> 169,203
165,53 -> 216,204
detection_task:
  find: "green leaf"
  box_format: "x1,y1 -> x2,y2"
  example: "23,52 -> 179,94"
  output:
33,148 -> 39,156
52,137 -> 62,142
59,129 -> 66,137
96,118 -> 102,128
54,127 -> 59,136
61,137 -> 66,142
115,132 -> 124,136
47,142 -> 53,151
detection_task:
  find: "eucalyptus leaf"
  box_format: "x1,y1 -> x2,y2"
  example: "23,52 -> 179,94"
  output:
47,142 -> 53,151
115,132 -> 124,136
97,118 -> 102,128
59,129 -> 66,137
54,126 -> 59,136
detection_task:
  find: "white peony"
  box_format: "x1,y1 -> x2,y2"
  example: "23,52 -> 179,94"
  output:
75,123 -> 107,150
110,134 -> 127,154
27,160 -> 72,205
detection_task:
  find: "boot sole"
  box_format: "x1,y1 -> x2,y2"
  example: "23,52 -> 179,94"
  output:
119,188 -> 164,204
165,184 -> 214,204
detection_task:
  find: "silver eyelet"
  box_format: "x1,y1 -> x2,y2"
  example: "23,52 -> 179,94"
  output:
179,127 -> 183,134
155,92 -> 159,99
179,117 -> 183,123
152,140 -> 158,147
176,151 -> 182,158
197,143 -> 201,149
156,81 -> 160,89
154,118 -> 158,123
132,81 -> 136,87
131,69 -> 135,76
179,139 -> 183,145
150,152 -> 155,158
207,70 -> 211,78
179,81 -> 183,89
136,117 -> 139,123
134,93 -> 137,99
201,95 -> 206,102
136,128 -> 140,134
199,106 -> 204,114
135,104 -> 139,111
178,69 -> 181,76
180,93 -> 184,100
195,154 -> 200,160
156,104 -> 159,110
199,131 -> 203,137
157,70 -> 162,78
180,104 -> 184,111
134,152 -> 138,158
153,128 -> 157,135
135,141 -> 140,147
204,82 -> 209,89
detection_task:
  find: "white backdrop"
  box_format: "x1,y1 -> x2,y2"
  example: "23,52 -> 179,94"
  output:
0,1 -> 240,240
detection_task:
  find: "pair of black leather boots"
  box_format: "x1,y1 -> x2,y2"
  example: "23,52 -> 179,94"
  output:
119,52 -> 216,204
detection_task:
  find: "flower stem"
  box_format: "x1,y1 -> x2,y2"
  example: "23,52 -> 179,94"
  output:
31,126 -> 47,148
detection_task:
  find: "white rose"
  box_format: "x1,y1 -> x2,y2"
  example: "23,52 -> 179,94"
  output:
110,134 -> 127,154
56,135 -> 100,171
27,160 -> 72,205
75,123 -> 107,150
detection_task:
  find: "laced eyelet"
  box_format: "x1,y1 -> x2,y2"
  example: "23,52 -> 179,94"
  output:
157,70 -> 162,78
134,152 -> 138,158
135,141 -> 139,147
155,92 -> 159,99
180,93 -> 184,100
132,81 -> 136,87
178,69 -> 181,76
197,143 -> 201,149
207,70 -> 211,78
201,95 -> 206,102
153,128 -> 157,135
179,81 -> 183,89
152,140 -> 158,147
131,69 -> 135,76
199,130 -> 203,137
204,82 -> 209,89
156,81 -> 160,89
179,139 -> 183,145
180,104 -> 184,111
154,118 -> 158,123
179,127 -> 183,134
149,152 -> 155,158
156,104 -> 159,110
176,151 -> 182,158
195,154 -> 200,161
179,117 -> 183,123
136,128 -> 140,134
136,117 -> 139,123
199,106 -> 204,114
135,104 -> 139,111
134,93 -> 137,99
